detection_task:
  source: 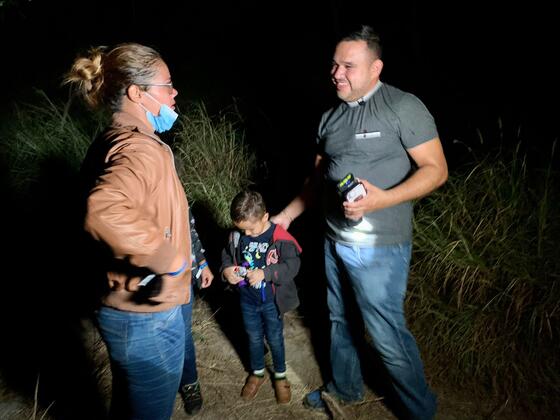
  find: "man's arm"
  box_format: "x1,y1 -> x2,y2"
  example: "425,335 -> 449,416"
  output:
271,154 -> 323,229
343,138 -> 448,221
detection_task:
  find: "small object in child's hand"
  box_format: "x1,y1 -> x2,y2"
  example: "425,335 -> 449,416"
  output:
235,266 -> 248,287
235,266 -> 248,277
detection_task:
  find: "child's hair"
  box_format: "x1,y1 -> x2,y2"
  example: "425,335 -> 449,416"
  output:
230,190 -> 267,223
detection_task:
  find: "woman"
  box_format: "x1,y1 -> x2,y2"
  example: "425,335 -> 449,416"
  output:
65,43 -> 193,419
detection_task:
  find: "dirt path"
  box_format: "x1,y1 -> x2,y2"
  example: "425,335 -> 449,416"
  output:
0,292 -> 528,420
173,296 -> 395,420
171,294 -> 525,420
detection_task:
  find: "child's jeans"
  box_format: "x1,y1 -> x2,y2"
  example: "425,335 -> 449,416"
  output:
240,298 -> 286,373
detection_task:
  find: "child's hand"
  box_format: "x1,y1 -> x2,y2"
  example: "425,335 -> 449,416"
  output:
223,266 -> 242,285
246,268 -> 265,286
200,266 -> 214,288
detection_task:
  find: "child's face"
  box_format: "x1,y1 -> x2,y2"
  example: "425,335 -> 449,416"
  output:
234,213 -> 270,237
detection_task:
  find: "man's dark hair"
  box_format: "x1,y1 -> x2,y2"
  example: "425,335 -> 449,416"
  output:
341,25 -> 382,59
230,190 -> 267,223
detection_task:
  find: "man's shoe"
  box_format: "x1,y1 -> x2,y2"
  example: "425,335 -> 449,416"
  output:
274,379 -> 291,404
241,375 -> 266,400
304,387 -> 365,414
303,388 -> 327,411
180,381 -> 203,415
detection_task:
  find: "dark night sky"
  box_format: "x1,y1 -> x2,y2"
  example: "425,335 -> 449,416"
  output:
1,0 -> 557,197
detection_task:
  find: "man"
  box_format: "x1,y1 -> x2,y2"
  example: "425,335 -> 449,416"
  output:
271,25 -> 447,419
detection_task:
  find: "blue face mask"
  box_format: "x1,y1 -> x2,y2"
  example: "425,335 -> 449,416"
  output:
142,93 -> 178,133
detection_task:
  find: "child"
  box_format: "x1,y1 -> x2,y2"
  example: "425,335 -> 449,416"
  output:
179,207 -> 214,415
221,190 -> 302,404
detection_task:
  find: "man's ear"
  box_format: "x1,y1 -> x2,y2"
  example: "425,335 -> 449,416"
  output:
372,58 -> 383,77
127,84 -> 143,103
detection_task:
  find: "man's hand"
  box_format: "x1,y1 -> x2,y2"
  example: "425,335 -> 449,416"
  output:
343,139 -> 448,221
270,211 -> 292,230
343,178 -> 388,220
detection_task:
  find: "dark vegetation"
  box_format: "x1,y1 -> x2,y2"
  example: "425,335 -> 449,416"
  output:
0,91 -> 558,418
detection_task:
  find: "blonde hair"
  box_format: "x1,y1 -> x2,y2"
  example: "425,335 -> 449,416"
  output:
64,43 -> 162,111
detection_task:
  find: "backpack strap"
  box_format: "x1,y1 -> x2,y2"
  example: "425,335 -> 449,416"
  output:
232,230 -> 240,248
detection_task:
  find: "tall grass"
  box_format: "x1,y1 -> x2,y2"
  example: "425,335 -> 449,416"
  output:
1,90 -> 100,194
1,92 -> 254,227
173,102 -> 255,228
409,140 -> 559,411
3,91 -> 558,415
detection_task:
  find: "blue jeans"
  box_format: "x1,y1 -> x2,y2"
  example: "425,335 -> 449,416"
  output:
180,290 -> 198,386
324,238 -> 437,419
96,306 -> 185,420
240,298 -> 286,373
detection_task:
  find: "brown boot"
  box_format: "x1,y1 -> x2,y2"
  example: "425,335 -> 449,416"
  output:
241,375 -> 266,400
274,378 -> 291,404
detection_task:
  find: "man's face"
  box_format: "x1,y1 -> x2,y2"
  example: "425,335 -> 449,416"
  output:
331,40 -> 382,102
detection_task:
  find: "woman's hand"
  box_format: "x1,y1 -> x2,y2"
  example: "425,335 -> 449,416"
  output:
200,265 -> 214,288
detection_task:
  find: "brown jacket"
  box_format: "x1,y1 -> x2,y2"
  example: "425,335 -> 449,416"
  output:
83,111 -> 191,312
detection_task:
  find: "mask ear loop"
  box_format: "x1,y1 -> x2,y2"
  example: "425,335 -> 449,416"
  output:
139,91 -> 162,116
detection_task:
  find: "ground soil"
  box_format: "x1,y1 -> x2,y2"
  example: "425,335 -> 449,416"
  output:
0,288 -> 536,420
176,293 -> 529,420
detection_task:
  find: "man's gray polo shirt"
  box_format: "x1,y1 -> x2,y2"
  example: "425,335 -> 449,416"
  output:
317,82 -> 439,246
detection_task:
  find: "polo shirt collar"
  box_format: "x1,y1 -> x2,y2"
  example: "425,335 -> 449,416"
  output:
346,81 -> 383,108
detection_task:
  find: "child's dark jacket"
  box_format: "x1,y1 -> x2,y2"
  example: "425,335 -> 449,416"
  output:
221,224 -> 302,314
